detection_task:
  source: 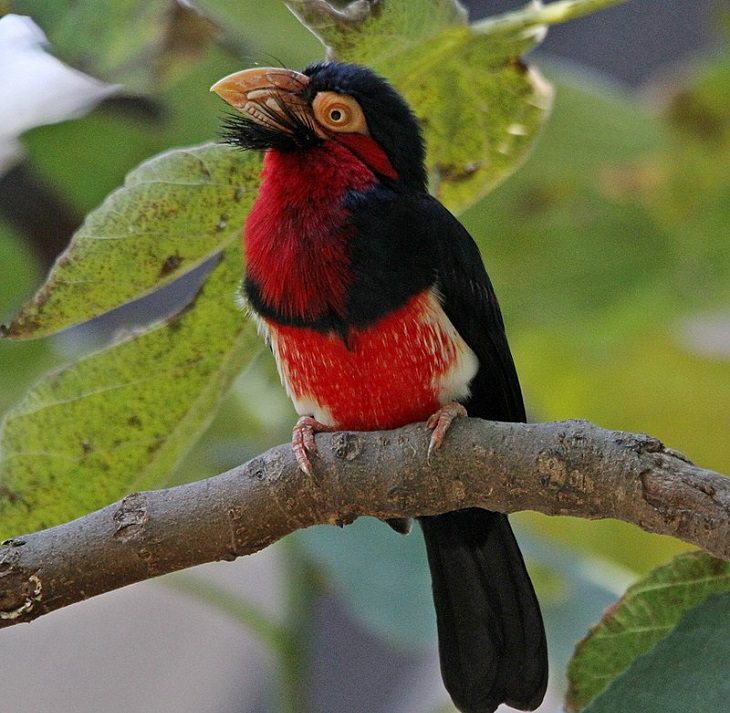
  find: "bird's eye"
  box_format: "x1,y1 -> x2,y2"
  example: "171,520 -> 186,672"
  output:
312,91 -> 368,134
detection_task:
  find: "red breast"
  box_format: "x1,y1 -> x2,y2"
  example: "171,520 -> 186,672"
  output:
245,142 -> 377,322
255,288 -> 478,431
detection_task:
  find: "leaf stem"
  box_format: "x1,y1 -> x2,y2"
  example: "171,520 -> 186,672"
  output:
168,541 -> 323,713
472,0 -> 628,35
275,537 -> 323,713
167,572 -> 289,652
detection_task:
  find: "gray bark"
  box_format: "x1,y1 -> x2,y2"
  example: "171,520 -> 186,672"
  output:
2,418 -> 728,628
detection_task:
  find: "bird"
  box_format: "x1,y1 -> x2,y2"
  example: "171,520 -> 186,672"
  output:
211,61 -> 548,713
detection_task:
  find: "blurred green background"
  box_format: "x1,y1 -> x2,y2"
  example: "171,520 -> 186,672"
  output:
1,1 -> 728,712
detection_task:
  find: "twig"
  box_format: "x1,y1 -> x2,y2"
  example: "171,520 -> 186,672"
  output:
472,0 -> 629,36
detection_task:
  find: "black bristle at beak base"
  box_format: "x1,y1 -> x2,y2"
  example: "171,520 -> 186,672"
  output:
219,92 -> 321,152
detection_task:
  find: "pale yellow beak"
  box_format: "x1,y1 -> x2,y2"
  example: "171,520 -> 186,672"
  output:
210,67 -> 311,130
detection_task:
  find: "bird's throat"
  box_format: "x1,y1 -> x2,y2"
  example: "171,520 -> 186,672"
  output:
244,143 -> 378,323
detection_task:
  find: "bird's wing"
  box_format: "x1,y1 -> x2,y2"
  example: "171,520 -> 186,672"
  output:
347,188 -> 525,423
418,194 -> 527,423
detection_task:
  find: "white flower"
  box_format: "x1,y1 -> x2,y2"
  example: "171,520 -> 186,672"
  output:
0,14 -> 119,173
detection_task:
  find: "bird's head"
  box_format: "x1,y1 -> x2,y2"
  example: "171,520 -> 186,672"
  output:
211,61 -> 427,190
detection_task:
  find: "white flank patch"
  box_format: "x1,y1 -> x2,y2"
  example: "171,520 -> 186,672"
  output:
233,288 -> 248,312
420,290 -> 479,405
243,302 -> 323,417
247,306 -> 273,347
289,394 -> 335,426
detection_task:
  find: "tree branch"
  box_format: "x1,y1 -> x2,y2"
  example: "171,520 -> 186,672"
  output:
2,418 -> 728,628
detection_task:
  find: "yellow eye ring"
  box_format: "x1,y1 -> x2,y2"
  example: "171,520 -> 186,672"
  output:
312,91 -> 368,134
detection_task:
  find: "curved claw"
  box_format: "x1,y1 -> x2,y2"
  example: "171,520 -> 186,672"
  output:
426,402 -> 468,459
292,416 -> 337,477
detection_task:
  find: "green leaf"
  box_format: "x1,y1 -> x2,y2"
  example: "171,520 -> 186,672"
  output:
389,27 -> 552,214
287,0 -> 553,214
286,0 -> 469,64
0,243 -> 260,539
566,551 -> 730,711
582,592 -> 730,713
7,1 -> 173,92
4,143 -> 260,339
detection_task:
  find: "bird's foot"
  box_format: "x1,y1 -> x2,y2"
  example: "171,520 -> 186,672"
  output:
425,402 -> 467,459
292,415 -> 337,477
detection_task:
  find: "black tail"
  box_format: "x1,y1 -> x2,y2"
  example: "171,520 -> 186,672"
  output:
419,508 -> 548,713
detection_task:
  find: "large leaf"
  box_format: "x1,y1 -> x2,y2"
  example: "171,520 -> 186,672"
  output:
297,517 -> 435,649
566,551 -> 730,711
3,143 -> 260,339
581,592 -> 730,713
287,0 -> 553,213
0,245 -> 260,538
0,143 -> 263,537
